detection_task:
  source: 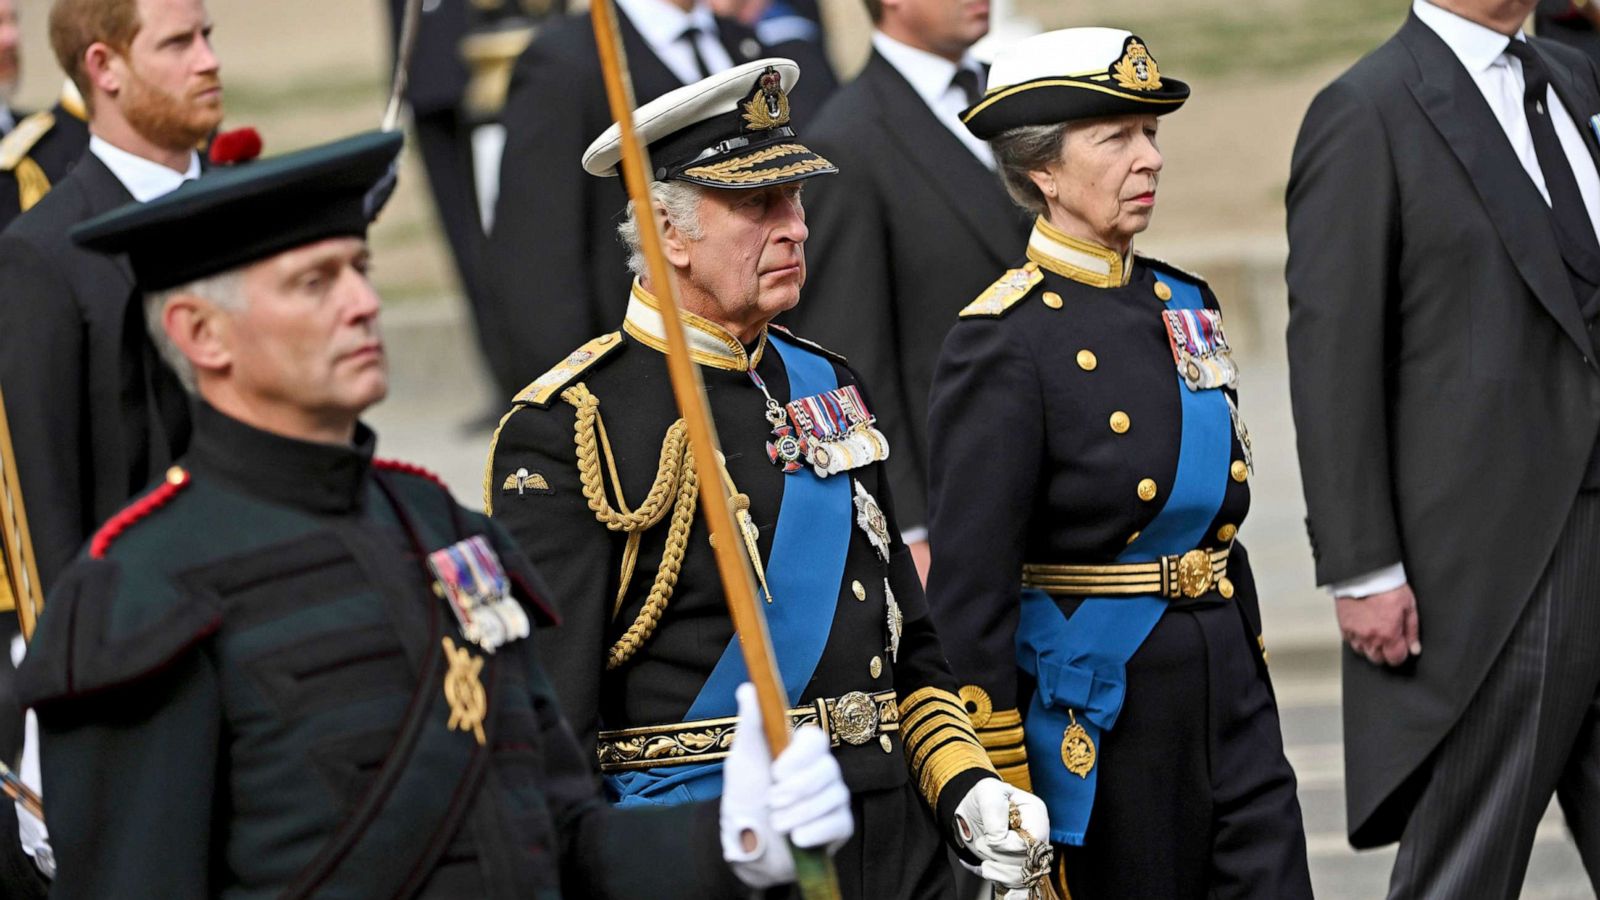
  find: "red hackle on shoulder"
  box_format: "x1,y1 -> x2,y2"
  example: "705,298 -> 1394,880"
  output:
208,127 -> 264,166
90,468 -> 191,558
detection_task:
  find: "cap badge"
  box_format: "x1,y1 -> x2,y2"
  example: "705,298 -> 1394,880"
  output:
741,66 -> 792,131
1112,39 -> 1163,92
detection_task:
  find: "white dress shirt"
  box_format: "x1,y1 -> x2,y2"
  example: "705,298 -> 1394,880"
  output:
0,104 -> 15,137
89,134 -> 200,202
871,31 -> 994,169
1330,1 -> 1600,599
616,0 -> 735,87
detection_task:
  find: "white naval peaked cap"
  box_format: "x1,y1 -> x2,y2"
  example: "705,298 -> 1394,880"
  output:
582,58 -> 835,189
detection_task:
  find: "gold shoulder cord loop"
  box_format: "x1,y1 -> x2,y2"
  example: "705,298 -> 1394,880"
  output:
13,158 -> 49,212
562,383 -> 698,669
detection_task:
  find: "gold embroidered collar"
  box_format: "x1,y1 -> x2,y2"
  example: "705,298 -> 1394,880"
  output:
1025,217 -> 1132,288
622,281 -> 767,371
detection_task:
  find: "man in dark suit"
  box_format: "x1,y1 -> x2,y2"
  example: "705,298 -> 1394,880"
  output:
1287,0 -> 1600,894
481,0 -> 834,391
0,0 -> 223,594
785,0 -> 1028,579
0,0 -> 90,231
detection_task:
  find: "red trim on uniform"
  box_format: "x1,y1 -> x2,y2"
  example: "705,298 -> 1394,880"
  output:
90,468 -> 191,558
373,458 -> 447,489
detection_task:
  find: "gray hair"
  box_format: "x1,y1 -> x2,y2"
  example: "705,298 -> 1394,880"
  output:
990,122 -> 1073,216
616,180 -> 706,276
143,269 -> 246,394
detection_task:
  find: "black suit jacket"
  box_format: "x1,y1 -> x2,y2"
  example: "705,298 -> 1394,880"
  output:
386,0 -> 471,116
0,152 -> 191,591
786,51 -> 1030,531
1286,14 -> 1600,847
483,11 -> 782,388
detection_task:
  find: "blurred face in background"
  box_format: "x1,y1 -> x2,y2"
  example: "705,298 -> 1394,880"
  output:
0,0 -> 20,105
879,0 -> 990,63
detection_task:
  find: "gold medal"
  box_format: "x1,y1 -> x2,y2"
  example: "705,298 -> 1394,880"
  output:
1060,709 -> 1096,778
442,637 -> 487,746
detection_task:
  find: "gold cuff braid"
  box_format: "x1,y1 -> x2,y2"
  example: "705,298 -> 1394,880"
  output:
899,687 -> 996,809
973,701 -> 1031,792
562,383 -> 698,669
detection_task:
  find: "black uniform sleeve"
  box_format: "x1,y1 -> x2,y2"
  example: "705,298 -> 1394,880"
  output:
0,233 -> 90,589
487,399 -> 616,756
527,645 -> 745,899
484,37 -> 604,376
24,565 -> 223,899
1284,79 -> 1403,587
924,316 -> 1044,791
791,148 -> 929,533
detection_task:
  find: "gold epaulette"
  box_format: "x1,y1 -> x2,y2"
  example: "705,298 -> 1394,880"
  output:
961,685 -> 1030,791
959,263 -> 1043,318
513,332 -> 624,408
0,111 -> 54,172
899,687 -> 996,809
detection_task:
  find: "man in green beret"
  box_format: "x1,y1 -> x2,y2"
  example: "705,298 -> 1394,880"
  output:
14,129 -> 854,898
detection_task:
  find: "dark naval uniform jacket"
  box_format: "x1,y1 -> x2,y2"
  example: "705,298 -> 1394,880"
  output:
0,96 -> 90,233
925,219 -> 1310,899
15,403 -> 747,900
0,151 -> 191,591
487,284 -> 997,899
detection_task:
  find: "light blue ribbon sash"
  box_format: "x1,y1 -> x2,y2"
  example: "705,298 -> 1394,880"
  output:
1017,271 -> 1233,844
607,331 -> 854,807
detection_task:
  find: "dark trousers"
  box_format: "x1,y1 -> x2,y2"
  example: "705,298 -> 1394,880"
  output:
1057,599 -> 1312,899
1388,490 -> 1600,899
765,781 -> 956,900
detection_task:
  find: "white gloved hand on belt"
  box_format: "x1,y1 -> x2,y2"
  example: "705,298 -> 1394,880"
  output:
719,682 -> 854,888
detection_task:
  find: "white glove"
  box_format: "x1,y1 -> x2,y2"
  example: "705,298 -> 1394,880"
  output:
719,683 -> 854,888
953,777 -> 1051,890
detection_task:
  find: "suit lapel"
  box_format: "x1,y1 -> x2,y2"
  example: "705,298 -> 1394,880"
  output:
1402,16 -> 1593,360
75,153 -> 138,287
863,53 -> 1020,262
714,18 -> 763,66
617,10 -> 685,97
1535,38 -> 1600,164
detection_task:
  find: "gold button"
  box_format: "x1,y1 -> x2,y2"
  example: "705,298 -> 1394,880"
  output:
1042,291 -> 1063,309
1218,577 -> 1235,599
166,465 -> 187,485
870,656 -> 883,678
1217,523 -> 1237,542
1109,411 -> 1130,434
880,734 -> 894,753
1137,478 -> 1158,501
1230,460 -> 1248,483
1154,281 -> 1173,301
1076,350 -> 1098,371
1126,531 -> 1141,544
852,580 -> 866,601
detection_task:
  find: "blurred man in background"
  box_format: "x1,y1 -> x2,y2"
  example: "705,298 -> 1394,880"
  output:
0,0 -> 90,230
786,0 -> 1027,581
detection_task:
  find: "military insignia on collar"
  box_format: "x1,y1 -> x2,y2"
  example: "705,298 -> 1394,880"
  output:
741,66 -> 792,131
786,385 -> 890,477
1162,308 -> 1238,391
1112,38 -> 1163,91
885,578 -> 902,662
501,467 -> 552,496
427,536 -> 532,653
854,480 -> 892,563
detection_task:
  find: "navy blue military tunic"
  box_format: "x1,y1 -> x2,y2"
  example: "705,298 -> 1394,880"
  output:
924,219 -> 1312,899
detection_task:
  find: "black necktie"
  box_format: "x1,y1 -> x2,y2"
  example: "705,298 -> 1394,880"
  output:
680,27 -> 712,81
1504,40 -> 1600,276
951,67 -> 983,109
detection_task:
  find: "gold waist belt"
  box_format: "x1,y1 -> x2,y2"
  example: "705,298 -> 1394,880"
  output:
1022,547 -> 1232,600
596,688 -> 900,773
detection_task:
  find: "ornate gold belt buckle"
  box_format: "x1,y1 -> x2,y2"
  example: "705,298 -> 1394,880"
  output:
830,691 -> 881,746
1176,549 -> 1214,599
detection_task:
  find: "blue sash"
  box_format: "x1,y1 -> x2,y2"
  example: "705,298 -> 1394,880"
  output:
1017,271 -> 1233,844
607,331 -> 854,807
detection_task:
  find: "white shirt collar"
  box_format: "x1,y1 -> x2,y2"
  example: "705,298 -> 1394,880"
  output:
0,104 -> 14,135
618,0 -> 718,53
1412,0 -> 1523,73
88,134 -> 201,203
871,30 -> 980,108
